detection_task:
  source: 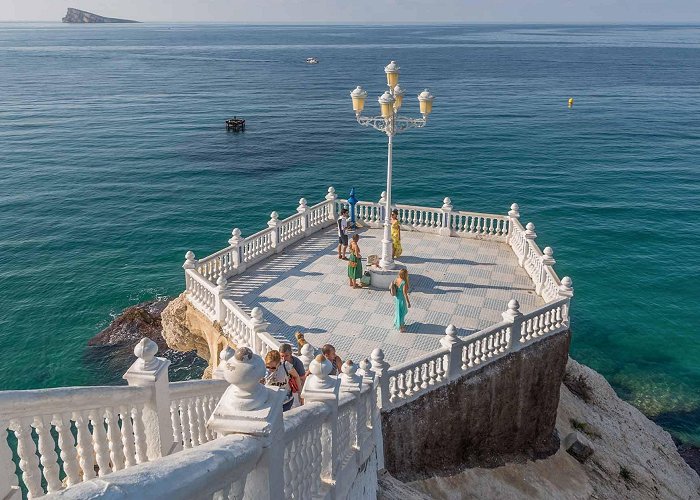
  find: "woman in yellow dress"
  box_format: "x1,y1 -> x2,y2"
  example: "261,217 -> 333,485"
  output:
391,210 -> 402,259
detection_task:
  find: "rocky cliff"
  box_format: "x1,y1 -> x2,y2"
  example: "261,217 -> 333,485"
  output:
62,8 -> 138,23
381,358 -> 700,499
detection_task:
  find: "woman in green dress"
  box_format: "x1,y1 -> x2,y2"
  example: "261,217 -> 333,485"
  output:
347,234 -> 363,288
393,268 -> 411,331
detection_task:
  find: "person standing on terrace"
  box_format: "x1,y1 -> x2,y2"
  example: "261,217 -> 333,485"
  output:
263,350 -> 302,412
337,208 -> 349,259
393,268 -> 411,332
348,233 -> 363,288
391,209 -> 402,259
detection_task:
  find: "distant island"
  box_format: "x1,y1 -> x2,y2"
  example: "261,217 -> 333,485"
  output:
62,7 -> 138,23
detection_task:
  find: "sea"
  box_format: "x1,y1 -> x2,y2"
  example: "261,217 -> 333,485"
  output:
0,23 -> 698,446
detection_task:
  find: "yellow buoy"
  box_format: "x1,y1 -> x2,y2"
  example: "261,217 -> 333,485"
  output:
568,97 -> 574,108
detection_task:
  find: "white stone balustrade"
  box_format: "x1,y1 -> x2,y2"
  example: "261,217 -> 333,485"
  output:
379,295 -> 571,411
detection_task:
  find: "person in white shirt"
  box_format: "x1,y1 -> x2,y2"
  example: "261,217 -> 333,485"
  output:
264,350 -> 302,412
337,209 -> 349,260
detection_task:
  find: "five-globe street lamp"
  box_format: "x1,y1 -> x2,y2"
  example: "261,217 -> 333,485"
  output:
350,61 -> 434,271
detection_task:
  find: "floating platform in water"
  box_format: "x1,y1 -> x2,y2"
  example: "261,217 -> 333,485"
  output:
225,118 -> 246,131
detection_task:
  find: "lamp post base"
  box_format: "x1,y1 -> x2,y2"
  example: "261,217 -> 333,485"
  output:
368,261 -> 407,289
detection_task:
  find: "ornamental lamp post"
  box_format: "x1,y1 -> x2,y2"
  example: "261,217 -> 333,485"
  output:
350,61 -> 434,278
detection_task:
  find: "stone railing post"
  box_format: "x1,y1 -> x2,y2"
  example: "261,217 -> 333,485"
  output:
215,275 -> 226,324
250,307 -> 270,355
369,350 -> 388,470
297,198 -> 309,235
357,359 -> 376,446
267,211 -> 282,253
123,339 -> 173,459
301,355 -> 341,493
558,276 -> 574,298
537,247 -> 556,295
507,203 -> 520,244
440,197 -> 453,236
299,343 -> 315,373
340,361 -> 363,451
520,221 -> 537,267
208,347 -> 286,500
325,186 -> 337,221
370,348 -> 390,410
502,299 -> 524,350
213,346 -> 235,380
182,251 -> 196,289
439,324 -> 462,379
228,228 -> 245,274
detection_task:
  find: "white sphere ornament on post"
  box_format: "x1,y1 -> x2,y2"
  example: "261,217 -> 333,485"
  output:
183,250 -> 196,270
525,222 -> 537,240
542,247 -> 556,266
559,276 -> 574,297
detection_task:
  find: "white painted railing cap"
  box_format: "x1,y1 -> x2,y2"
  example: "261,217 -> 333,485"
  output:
208,347 -> 286,436
124,338 -> 170,385
509,203 -> 520,218
302,354 -> 340,401
340,360 -> 362,393
440,324 -> 459,348
370,348 -> 389,374
228,228 -> 243,245
183,250 -> 196,269
502,299 -> 523,322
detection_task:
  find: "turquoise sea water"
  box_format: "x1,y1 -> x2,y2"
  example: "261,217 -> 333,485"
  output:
1,24 -> 699,445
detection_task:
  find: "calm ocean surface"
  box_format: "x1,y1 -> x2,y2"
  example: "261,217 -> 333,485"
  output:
0,24 -> 698,444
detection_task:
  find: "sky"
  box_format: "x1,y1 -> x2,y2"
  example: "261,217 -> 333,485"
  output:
2,0 -> 700,23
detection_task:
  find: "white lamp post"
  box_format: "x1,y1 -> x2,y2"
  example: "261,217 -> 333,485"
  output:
350,61 -> 434,271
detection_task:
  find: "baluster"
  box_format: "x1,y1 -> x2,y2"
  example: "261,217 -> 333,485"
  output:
187,399 -> 200,447
13,419 -> 43,498
53,413 -> 80,487
195,398 -> 207,443
468,216 -> 475,233
131,406 -> 149,464
526,318 -> 534,340
170,401 -> 182,452
105,408 -> 126,471
179,399 -> 192,448
482,337 -> 490,358
74,411 -> 97,481
0,420 -> 20,497
412,367 -> 422,393
90,409 -> 112,476
555,306 -> 563,328
472,341 -> 481,364
209,396 -> 219,440
420,364 -> 429,389
460,346 -> 468,370
427,359 -> 437,385
119,406 -> 136,468
538,314 -> 547,336
34,415 -> 62,492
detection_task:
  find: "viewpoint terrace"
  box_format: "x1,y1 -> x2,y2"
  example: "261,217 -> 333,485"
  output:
0,186 -> 573,499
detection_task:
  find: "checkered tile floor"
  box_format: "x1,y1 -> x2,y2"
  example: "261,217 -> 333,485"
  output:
225,227 -> 542,365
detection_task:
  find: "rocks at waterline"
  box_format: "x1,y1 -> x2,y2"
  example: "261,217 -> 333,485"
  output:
86,297 -> 205,382
62,8 -> 138,23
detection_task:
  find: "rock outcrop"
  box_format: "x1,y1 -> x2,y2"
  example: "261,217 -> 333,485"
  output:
160,293 -> 230,379
86,298 -> 205,382
398,358 -> 700,499
62,8 -> 138,23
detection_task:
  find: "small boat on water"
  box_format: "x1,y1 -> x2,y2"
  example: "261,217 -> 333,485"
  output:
306,57 -> 319,64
